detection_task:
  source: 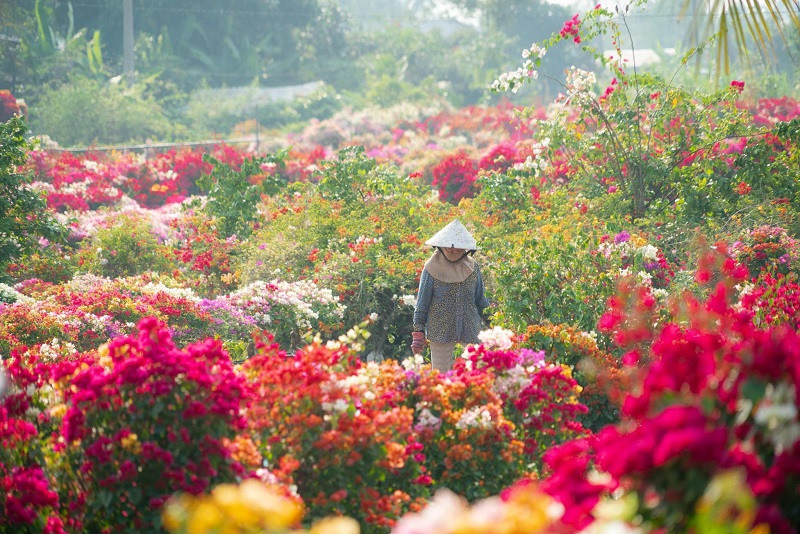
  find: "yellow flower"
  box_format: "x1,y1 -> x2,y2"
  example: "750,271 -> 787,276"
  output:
162,494 -> 194,533
186,500 -> 225,534
97,343 -> 113,368
630,234 -> 647,248
120,433 -> 142,455
237,479 -> 303,529
49,403 -> 67,419
211,483 -> 260,528
307,516 -> 361,534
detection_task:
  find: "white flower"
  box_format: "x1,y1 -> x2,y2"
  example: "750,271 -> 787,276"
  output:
492,365 -> 531,398
478,326 -> 515,350
455,407 -> 492,430
402,354 -> 426,370
321,399 -> 350,414
637,244 -> 659,261
399,294 -> 417,307
753,381 -> 800,454
393,489 -> 468,534
416,408 -> 442,430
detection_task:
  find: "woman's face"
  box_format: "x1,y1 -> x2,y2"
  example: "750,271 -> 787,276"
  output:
442,247 -> 467,262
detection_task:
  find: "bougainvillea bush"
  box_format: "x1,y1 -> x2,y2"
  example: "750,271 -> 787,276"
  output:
0,318 -> 251,532
528,244 -> 800,533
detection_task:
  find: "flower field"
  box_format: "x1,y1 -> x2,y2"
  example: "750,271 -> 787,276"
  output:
3,5 -> 800,534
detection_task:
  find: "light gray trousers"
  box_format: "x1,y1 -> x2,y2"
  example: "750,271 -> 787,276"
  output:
430,341 -> 456,372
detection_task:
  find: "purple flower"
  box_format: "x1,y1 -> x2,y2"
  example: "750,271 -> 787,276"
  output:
614,230 -> 631,244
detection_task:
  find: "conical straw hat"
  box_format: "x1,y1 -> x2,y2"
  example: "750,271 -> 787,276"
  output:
425,219 -> 478,250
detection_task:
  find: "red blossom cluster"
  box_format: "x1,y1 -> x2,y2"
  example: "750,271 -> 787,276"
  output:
0,90 -> 26,122
1,353 -> 67,532
54,317 -> 249,530
740,273 -> 800,329
730,80 -> 746,93
431,150 -> 478,203
414,101 -> 542,143
23,145 -> 244,211
542,247 -> 800,532
560,14 -> 582,44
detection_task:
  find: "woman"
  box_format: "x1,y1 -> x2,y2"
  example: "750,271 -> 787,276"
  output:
411,219 -> 490,372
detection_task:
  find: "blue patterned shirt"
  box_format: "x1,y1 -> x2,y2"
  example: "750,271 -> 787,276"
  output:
413,265 -> 490,344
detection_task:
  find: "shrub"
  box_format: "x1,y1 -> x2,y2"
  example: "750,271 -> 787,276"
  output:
242,335 -> 429,532
30,77 -> 174,147
54,318 -> 250,532
0,116 -> 68,282
0,349 -> 69,532
518,323 -> 623,432
75,213 -> 171,278
197,150 -> 289,239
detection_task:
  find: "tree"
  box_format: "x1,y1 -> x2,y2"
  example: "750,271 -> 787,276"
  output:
65,0 -> 347,90
679,0 -> 800,75
0,116 -> 67,280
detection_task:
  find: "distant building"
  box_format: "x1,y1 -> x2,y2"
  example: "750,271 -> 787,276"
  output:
604,48 -> 677,68
193,81 -> 326,110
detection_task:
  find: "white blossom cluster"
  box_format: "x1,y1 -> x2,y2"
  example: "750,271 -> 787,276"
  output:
402,354 -> 427,370
0,283 -> 34,305
140,282 -> 200,301
66,273 -> 113,293
455,406 -> 493,430
565,66 -> 597,96
415,407 -> 442,431
394,294 -> 417,308
490,67 -> 538,94
38,338 -> 78,362
752,381 -> 800,454
522,43 -> 547,60
490,44 -> 547,94
492,365 -> 533,398
226,279 -> 345,329
477,326 -> 515,350
321,398 -> 350,414
512,137 -> 551,175
336,363 -> 381,394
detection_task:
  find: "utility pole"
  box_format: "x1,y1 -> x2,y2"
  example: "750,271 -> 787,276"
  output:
123,0 -> 134,84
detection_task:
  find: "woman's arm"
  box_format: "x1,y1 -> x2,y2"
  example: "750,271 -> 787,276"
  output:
413,269 -> 433,332
474,266 -> 490,310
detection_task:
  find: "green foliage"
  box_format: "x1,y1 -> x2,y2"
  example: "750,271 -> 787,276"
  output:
0,116 -> 68,282
76,213 -> 171,278
490,3 -> 795,230
197,150 -> 289,239
237,151 -> 454,360
29,76 -> 174,147
64,0 -> 347,92
317,145 -> 416,203
4,248 -> 76,285
183,83 -> 342,136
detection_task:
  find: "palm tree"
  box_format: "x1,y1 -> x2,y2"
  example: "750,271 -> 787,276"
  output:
680,0 -> 800,74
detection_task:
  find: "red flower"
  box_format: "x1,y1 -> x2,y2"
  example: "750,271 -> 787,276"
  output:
737,181 -> 752,195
